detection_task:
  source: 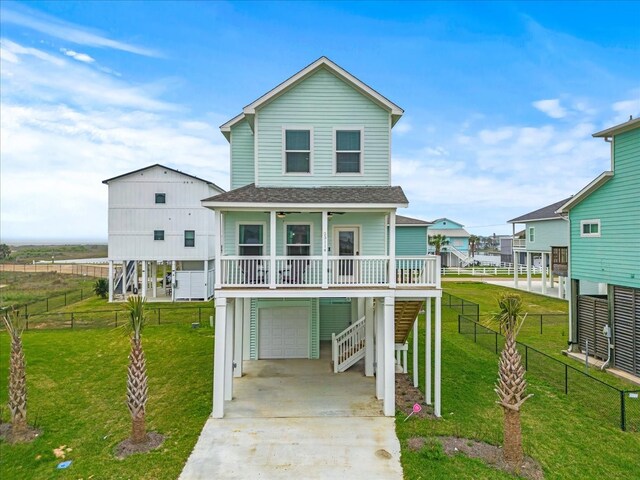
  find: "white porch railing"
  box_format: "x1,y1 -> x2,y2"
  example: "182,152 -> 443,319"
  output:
218,255 -> 439,288
332,315 -> 366,373
513,238 -> 526,249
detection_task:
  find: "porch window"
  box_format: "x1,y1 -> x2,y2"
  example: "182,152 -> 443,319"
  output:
286,224 -> 311,256
239,224 -> 263,255
184,230 -> 195,247
154,230 -> 164,241
581,219 -> 601,237
155,193 -> 166,204
336,130 -> 361,173
285,130 -> 311,173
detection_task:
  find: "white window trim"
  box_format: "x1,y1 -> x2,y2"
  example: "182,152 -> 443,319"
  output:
236,221 -> 267,255
333,126 -> 365,176
282,126 -> 314,176
284,222 -> 313,256
580,219 -> 601,238
528,227 -> 535,243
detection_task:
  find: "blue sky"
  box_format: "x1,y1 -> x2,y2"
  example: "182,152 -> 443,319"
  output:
1,1 -> 638,242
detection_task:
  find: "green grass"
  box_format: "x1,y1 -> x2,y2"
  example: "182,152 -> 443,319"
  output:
0,272 -> 97,310
2,244 -> 107,263
0,324 -> 213,479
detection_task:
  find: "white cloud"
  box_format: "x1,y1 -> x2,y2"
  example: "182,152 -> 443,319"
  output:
61,47 -> 95,63
1,5 -> 160,57
612,98 -> 640,120
478,127 -> 513,145
394,120 -> 412,135
532,98 -> 567,119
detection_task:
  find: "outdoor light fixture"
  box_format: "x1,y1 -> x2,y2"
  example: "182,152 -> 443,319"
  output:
277,212 -> 286,218
327,212 -> 333,219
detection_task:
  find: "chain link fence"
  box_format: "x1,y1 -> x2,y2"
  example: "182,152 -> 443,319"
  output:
0,262 -> 108,277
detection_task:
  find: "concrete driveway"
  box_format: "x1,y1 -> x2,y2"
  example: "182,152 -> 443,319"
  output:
179,348 -> 403,479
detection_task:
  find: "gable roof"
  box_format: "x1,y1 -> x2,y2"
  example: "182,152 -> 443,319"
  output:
201,183 -> 408,208
593,116 -> 640,138
430,217 -> 464,228
508,197 -> 572,223
220,56 -> 404,140
428,228 -> 470,238
555,172 -> 614,214
396,215 -> 432,226
102,164 -> 225,192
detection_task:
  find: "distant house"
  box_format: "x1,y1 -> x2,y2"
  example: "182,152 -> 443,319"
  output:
508,198 -> 571,298
499,231 -> 525,265
427,218 -> 471,267
557,117 -> 640,377
395,215 -> 432,256
102,164 -> 225,302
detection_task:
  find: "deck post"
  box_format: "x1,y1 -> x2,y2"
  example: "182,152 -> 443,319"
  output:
388,212 -> 396,288
413,319 -> 419,388
526,252 -> 532,292
434,295 -> 442,417
133,261 -> 138,293
213,297 -> 227,418
141,261 -> 147,298
171,261 -> 176,302
243,299 -> 251,360
541,252 -> 547,294
270,210 -> 276,289
214,210 -> 222,289
375,299 -> 384,400
234,298 -> 243,377
322,211 -> 328,288
425,297 -> 432,405
365,297 -> 375,377
225,299 -> 235,400
108,261 -> 114,303
383,296 -> 395,416
122,261 -> 128,300
152,262 -> 158,298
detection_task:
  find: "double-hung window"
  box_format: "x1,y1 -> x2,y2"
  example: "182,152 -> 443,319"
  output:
336,129 -> 362,173
154,230 -> 164,241
528,227 -> 535,243
285,129 -> 311,173
184,230 -> 195,247
581,220 -> 601,237
286,225 -> 311,256
239,225 -> 264,255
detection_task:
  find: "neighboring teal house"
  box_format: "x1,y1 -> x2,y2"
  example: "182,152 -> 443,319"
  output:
202,57 -> 444,419
557,117 -> 640,377
508,198 -> 571,298
427,218 -> 471,267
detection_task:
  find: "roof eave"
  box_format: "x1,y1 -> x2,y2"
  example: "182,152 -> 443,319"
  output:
592,117 -> 640,138
200,201 -> 408,210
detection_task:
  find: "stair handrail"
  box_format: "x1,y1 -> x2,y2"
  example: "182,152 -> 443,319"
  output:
332,315 -> 366,373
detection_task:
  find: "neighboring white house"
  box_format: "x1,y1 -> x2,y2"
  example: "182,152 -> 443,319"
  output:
103,164 -> 225,302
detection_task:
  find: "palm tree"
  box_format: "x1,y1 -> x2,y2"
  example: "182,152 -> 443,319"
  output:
2,309 -> 28,437
125,296 -> 149,444
494,293 -> 533,468
469,235 -> 480,257
428,234 -> 449,255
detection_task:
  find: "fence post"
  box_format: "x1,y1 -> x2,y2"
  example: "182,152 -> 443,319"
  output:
115,311 -> 118,328
64,293 -> 67,306
540,315 -> 543,335
157,309 -> 160,325
564,364 -> 568,394
473,322 -> 477,343
81,289 -> 83,301
458,315 -> 461,334
620,391 -> 626,431
26,315 -> 29,331
46,298 -> 49,312
25,304 -> 28,317
525,345 -> 528,371
71,313 -> 74,329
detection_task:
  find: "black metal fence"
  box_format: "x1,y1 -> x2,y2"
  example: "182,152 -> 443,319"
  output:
4,287 -> 92,317
457,312 -> 639,432
0,263 -> 108,277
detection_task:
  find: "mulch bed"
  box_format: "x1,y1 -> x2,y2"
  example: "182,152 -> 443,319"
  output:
0,422 -> 42,444
395,373 -> 434,419
407,435 -> 544,480
114,432 -> 165,460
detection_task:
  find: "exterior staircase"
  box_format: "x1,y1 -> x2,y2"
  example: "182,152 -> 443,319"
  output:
113,260 -> 136,297
332,316 -> 366,373
394,300 -> 424,343
444,245 -> 472,267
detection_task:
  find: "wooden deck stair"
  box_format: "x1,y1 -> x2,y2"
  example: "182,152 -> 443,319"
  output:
395,300 -> 424,343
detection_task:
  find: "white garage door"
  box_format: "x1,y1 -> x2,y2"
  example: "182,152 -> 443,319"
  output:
259,307 -> 309,359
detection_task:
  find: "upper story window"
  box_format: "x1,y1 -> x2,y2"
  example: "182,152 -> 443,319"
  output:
184,230 -> 195,247
581,219 -> 601,237
239,224 -> 263,255
528,227 -> 535,243
336,129 -> 362,173
155,193 -> 166,204
285,129 -> 311,173
286,224 -> 311,256
154,230 -> 164,241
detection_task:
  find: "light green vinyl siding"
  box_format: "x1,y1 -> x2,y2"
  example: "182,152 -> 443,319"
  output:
256,68 -> 390,187
395,226 -> 428,256
230,119 -> 255,189
570,128 -> 640,288
319,298 -> 352,340
524,219 -> 568,252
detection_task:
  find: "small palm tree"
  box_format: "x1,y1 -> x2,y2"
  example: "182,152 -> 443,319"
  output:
2,309 -> 28,437
469,235 -> 480,257
93,278 -> 109,299
494,293 -> 533,469
428,234 -> 449,255
125,296 -> 149,444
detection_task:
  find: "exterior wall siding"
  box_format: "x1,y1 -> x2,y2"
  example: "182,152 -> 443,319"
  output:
525,219 -> 569,252
395,226 -> 428,256
570,128 -> 640,288
254,68 -> 390,187
319,298 -> 352,341
230,119 -> 255,189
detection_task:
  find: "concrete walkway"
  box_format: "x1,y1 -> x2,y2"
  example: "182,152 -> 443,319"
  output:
484,278 -> 567,300
179,347 -> 403,479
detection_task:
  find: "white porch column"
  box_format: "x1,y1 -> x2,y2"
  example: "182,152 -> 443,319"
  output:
213,297 -> 227,418
558,276 -> 564,299
434,295 -> 442,417
269,210 -> 277,289
413,319 -> 419,388
388,212 -> 397,288
162,262 -> 167,293
225,299 -> 235,401
122,261 -> 128,300
425,297 -> 432,405
526,252 -> 532,292
204,260 -> 209,300
375,299 -> 384,400
171,261 -> 176,302
108,261 -> 114,303
141,261 -> 147,298
365,297 -> 375,377
214,210 -> 222,289
152,262 -> 158,299
322,210 -> 328,288
243,299 -> 251,360
234,298 -> 244,378
541,253 -> 547,295
383,296 -> 395,416
133,261 -> 138,293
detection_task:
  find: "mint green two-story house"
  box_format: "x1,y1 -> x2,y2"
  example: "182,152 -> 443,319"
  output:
557,117 -> 640,377
203,58 -> 443,419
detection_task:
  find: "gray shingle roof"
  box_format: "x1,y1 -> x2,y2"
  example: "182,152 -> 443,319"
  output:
508,197 -> 572,223
102,164 -> 225,192
396,215 -> 431,226
202,183 -> 408,205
